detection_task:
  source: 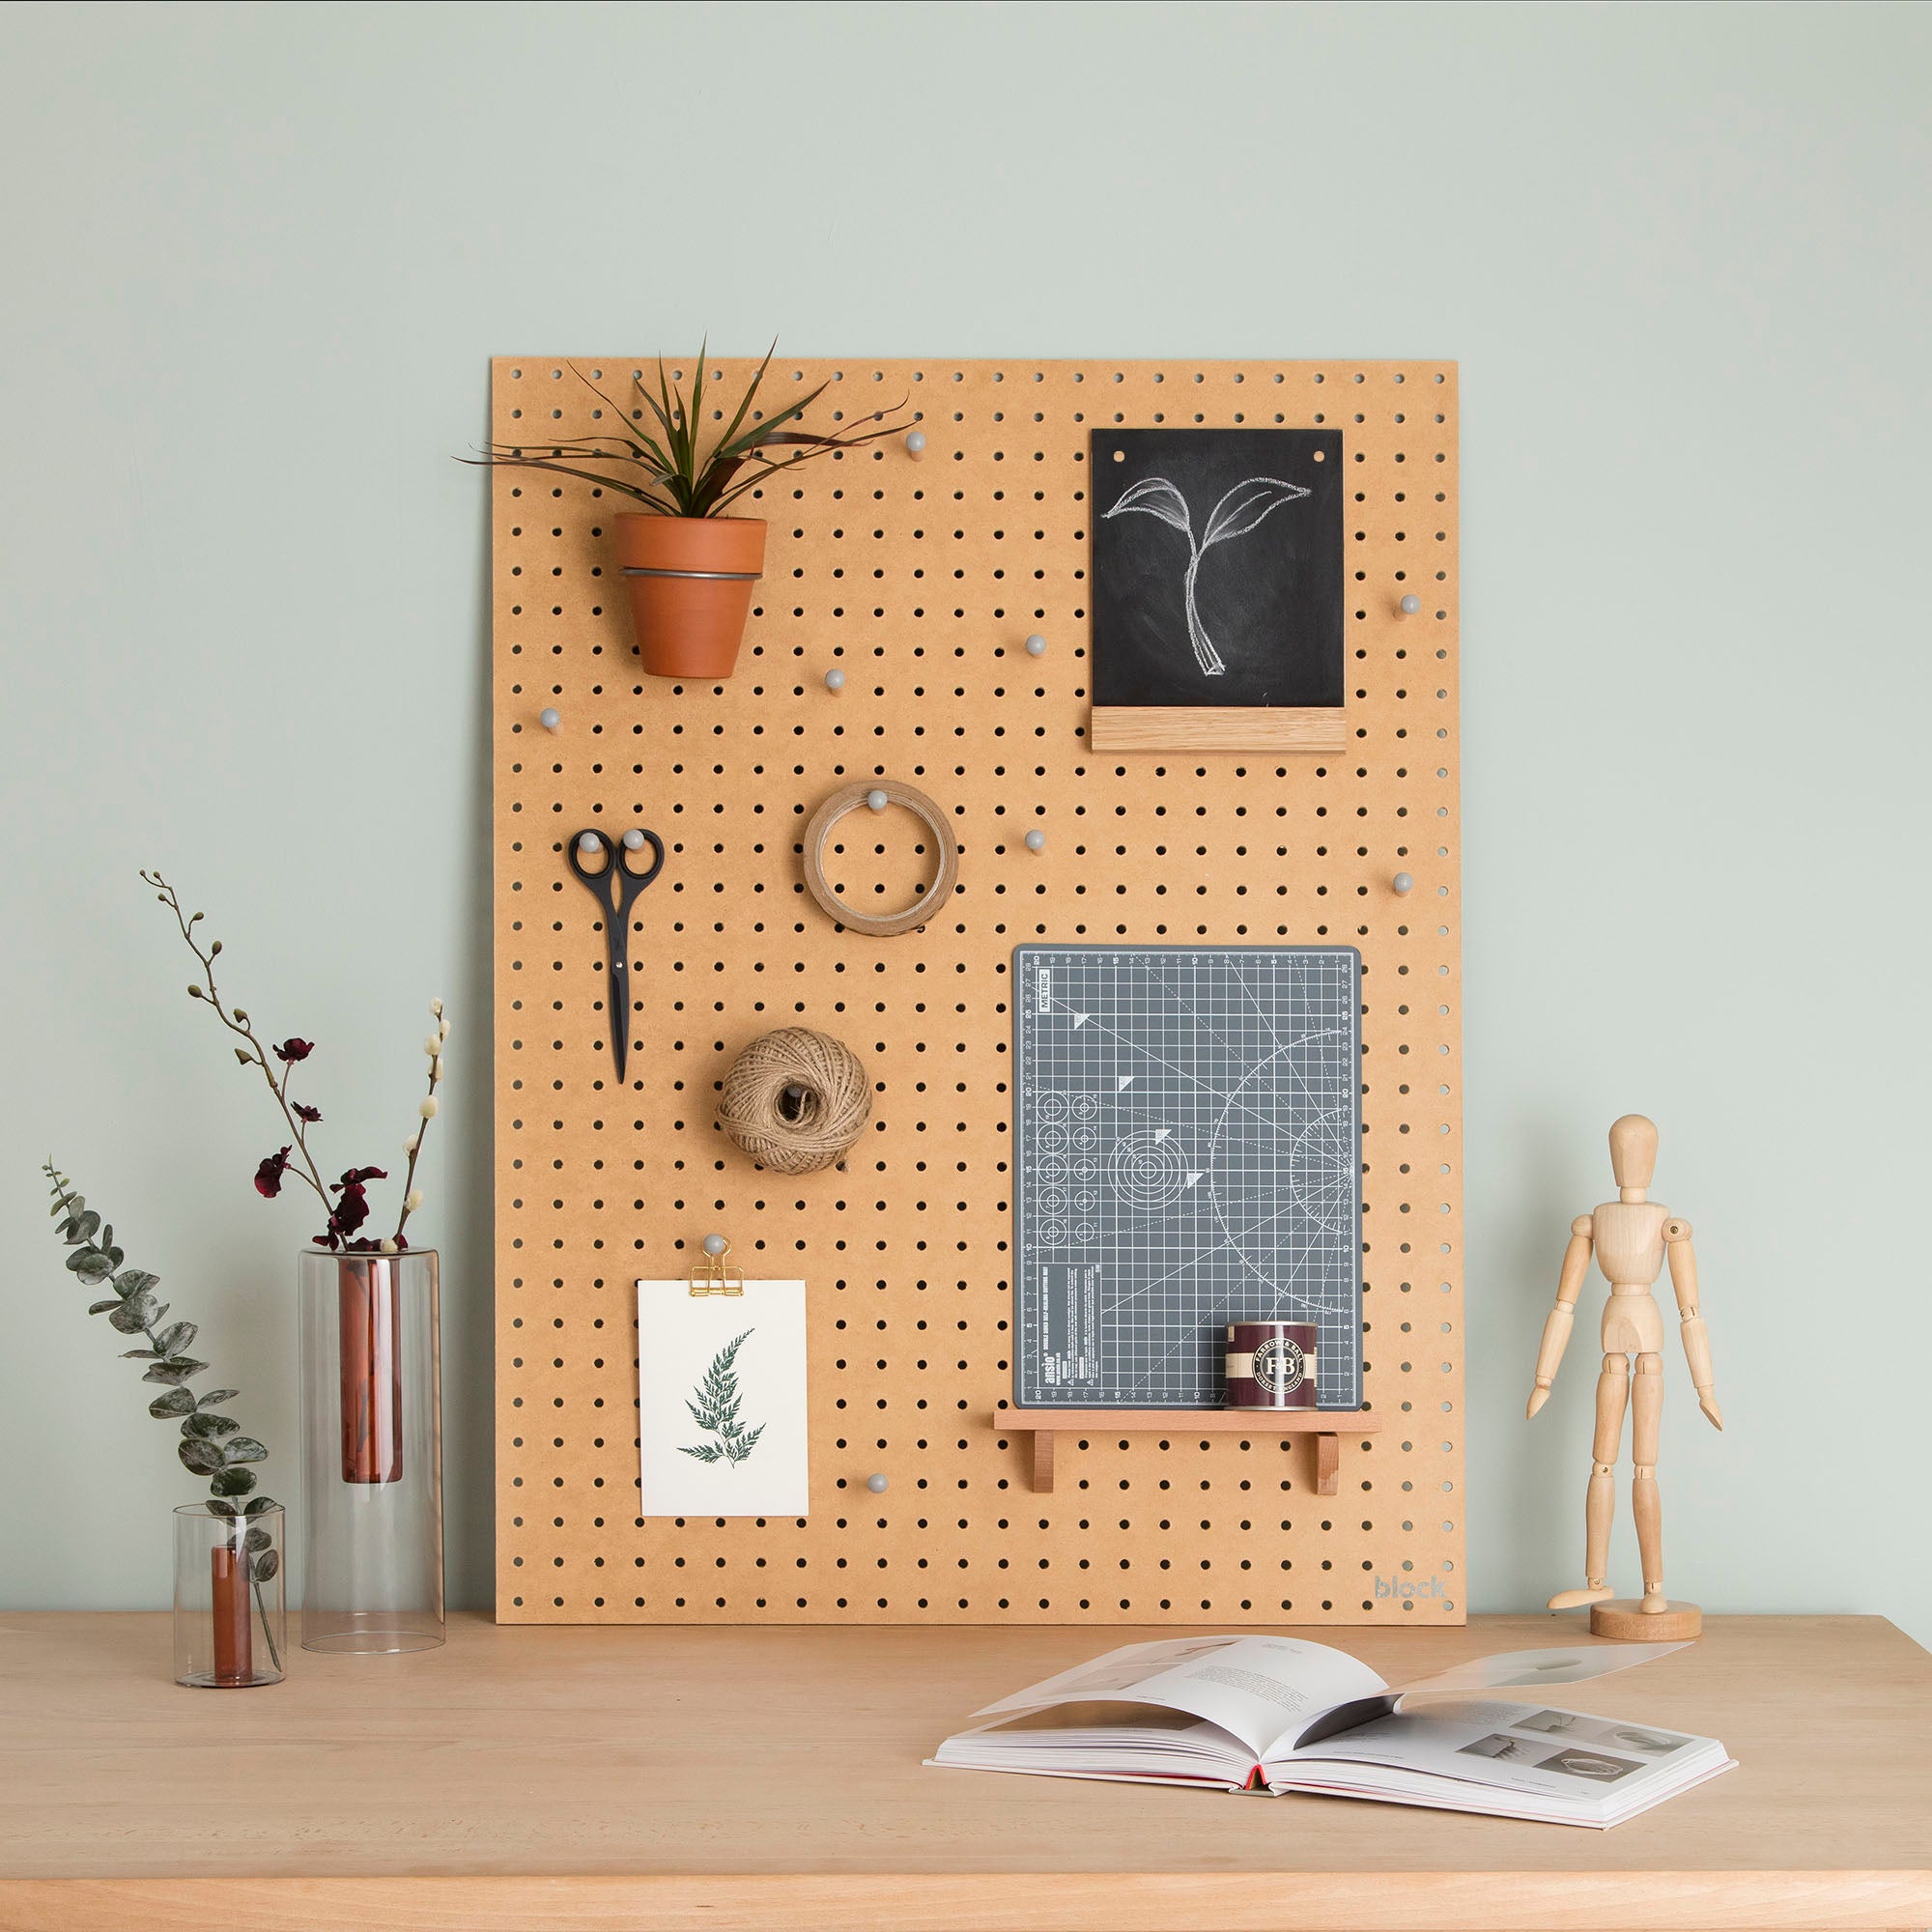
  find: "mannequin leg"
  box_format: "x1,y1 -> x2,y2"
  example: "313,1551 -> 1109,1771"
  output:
1548,1352 -> 1627,1610
1633,1351 -> 1665,1610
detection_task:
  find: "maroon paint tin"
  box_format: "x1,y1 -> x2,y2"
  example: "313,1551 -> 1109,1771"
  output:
1225,1321 -> 1319,1409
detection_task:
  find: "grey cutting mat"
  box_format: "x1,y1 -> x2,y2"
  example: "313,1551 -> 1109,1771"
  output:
1013,946 -> 1361,1408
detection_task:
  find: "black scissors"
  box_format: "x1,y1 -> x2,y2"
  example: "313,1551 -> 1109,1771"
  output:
568,826 -> 666,1087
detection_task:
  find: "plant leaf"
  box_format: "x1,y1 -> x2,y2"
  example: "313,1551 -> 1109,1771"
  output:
87,1299 -> 122,1316
243,1524 -> 273,1554
107,1290 -> 158,1332
183,1412 -> 239,1440
1103,475 -> 1193,539
243,1494 -> 279,1517
206,1498 -> 238,1519
1199,475 -> 1311,551
152,1321 -> 196,1358
149,1388 -> 197,1419
178,1436 -> 225,1477
197,1389 -> 242,1408
210,1465 -> 257,1497
250,1548 -> 280,1582
142,1357 -> 207,1385
678,1442 -> 724,1463
114,1269 -> 159,1298
220,1435 -> 269,1465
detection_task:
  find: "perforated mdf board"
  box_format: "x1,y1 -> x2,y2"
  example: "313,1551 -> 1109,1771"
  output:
492,355 -> 1463,1626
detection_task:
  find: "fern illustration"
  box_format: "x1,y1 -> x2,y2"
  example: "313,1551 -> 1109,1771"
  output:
1103,473 -> 1312,676
678,1328 -> 766,1465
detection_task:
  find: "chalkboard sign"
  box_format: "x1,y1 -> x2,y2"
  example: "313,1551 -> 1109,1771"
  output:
1090,428 -> 1344,751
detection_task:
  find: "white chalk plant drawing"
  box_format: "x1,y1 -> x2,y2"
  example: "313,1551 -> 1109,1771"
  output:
678,1328 -> 766,1464
1103,474 -> 1312,676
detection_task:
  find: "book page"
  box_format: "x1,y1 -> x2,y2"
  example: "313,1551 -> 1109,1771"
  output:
1388,1641 -> 1691,1703
1273,1696 -> 1718,1806
972,1634 -> 1388,1760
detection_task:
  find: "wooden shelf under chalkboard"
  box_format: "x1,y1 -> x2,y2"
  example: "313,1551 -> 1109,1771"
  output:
996,1408 -> 1381,1496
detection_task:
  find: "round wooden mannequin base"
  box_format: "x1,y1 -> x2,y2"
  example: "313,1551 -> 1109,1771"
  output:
1589,1598 -> 1702,1641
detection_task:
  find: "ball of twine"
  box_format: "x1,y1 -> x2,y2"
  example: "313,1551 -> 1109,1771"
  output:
717,1028 -> 871,1175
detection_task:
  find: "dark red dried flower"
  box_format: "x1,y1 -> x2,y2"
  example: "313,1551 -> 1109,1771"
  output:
323,1165 -> 390,1244
272,1038 -> 314,1065
253,1148 -> 292,1198
293,1102 -> 322,1123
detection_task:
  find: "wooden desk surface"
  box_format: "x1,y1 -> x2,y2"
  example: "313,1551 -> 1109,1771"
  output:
0,1612 -> 1926,1932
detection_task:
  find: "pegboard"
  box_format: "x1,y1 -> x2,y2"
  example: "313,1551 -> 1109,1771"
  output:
492,355 -> 1463,1626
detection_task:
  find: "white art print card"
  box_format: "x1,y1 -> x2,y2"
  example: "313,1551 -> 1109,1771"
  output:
637,1280 -> 809,1518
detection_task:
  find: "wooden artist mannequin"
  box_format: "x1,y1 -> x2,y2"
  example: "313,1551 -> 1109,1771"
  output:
1526,1115 -> 1721,1640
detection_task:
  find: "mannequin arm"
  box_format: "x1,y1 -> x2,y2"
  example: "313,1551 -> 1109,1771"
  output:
1527,1214 -> 1593,1418
1665,1218 -> 1722,1429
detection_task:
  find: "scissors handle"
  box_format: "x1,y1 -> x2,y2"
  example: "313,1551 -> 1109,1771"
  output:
568,828 -> 666,899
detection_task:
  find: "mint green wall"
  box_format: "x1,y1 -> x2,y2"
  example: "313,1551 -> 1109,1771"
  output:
4,1 -> 1927,1644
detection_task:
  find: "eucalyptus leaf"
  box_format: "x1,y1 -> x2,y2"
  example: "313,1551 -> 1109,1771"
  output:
107,1291 -> 157,1332
149,1388 -> 196,1419
206,1498 -> 238,1519
163,1355 -> 208,1379
141,1361 -> 196,1385
243,1525 -> 273,1554
74,1251 -> 117,1286
197,1389 -> 241,1408
210,1465 -> 257,1497
243,1495 -> 279,1518
119,1348 -> 160,1361
152,1321 -> 196,1358
86,1299 -> 121,1316
182,1412 -> 239,1440
178,1436 -> 224,1477
55,1193 -> 84,1219
114,1268 -> 159,1298
70,1210 -> 100,1243
220,1435 -> 268,1464
249,1549 -> 280,1582
100,1246 -> 124,1270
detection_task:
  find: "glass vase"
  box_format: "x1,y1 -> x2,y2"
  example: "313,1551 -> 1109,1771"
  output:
173,1501 -> 286,1688
298,1247 -> 443,1653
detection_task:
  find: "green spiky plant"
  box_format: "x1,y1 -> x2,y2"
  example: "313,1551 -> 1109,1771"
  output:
461,342 -> 913,518
43,1160 -> 281,1669
678,1328 -> 765,1464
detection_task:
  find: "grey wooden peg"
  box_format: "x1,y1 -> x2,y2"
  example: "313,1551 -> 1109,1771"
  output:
904,429 -> 926,460
540,707 -> 561,731
1025,829 -> 1046,853
577,832 -> 601,855
867,788 -> 889,812
1025,634 -> 1047,658
824,667 -> 846,692
1398,594 -> 1421,616
702,1234 -> 727,1258
1392,872 -> 1414,895
622,829 -> 646,851
866,1473 -> 889,1493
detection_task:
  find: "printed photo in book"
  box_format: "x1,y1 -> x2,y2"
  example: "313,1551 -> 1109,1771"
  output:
928,1634 -> 1733,1828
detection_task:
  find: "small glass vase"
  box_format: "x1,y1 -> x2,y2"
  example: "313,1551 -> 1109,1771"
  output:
298,1247 -> 444,1653
173,1501 -> 286,1688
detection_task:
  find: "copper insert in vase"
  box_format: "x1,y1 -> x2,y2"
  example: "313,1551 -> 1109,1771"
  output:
209,1544 -> 254,1687
338,1256 -> 403,1484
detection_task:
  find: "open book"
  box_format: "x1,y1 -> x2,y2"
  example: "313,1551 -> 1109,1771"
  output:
930,1634 -> 1733,1828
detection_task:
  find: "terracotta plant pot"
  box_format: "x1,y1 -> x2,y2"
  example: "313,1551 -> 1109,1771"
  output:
614,514 -> 766,680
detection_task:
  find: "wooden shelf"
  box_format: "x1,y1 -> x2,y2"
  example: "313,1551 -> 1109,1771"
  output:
997,1407 -> 1381,1495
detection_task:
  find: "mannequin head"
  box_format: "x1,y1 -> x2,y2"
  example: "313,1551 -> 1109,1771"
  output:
1608,1114 -> 1658,1198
